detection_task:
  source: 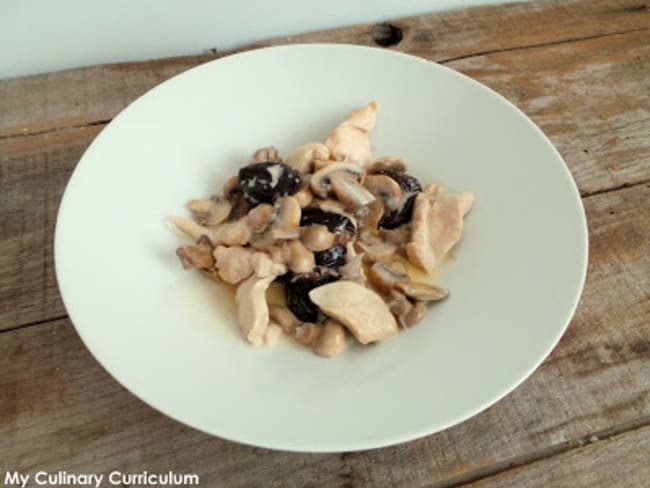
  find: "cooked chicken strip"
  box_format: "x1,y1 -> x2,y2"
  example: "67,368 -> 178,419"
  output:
235,274 -> 274,346
406,189 -> 474,273
325,102 -> 379,167
213,245 -> 254,284
309,281 -> 398,344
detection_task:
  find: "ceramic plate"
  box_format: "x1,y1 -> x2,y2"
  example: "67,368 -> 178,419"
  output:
55,44 -> 588,452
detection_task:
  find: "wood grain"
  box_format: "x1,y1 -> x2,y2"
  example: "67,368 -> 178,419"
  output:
0,126 -> 102,329
466,425 -> 650,488
1,184 -> 648,487
1,23 -> 648,331
0,0 -> 648,137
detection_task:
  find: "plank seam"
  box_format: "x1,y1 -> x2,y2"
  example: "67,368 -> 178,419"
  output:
437,26 -> 650,64
581,178 -> 650,198
0,314 -> 69,334
431,415 -> 650,488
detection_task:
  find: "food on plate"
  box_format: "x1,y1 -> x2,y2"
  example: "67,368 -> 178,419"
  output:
173,102 -> 474,357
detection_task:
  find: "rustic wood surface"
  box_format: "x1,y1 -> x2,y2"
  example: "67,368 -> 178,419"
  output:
1,0 -> 649,486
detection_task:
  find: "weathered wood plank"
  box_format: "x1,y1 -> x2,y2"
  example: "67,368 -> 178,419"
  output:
0,126 -> 102,328
465,425 -> 650,488
0,0 -> 648,137
1,184 -> 648,487
1,25 -> 648,330
449,29 -> 650,195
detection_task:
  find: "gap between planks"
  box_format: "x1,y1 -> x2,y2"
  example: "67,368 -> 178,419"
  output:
434,415 -> 650,488
436,25 -> 650,63
1,24 -> 648,141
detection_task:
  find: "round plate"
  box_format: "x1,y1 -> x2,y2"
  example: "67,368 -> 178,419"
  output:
55,44 -> 588,452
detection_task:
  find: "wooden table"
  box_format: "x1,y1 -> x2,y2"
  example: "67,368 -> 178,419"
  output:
1,0 -> 648,486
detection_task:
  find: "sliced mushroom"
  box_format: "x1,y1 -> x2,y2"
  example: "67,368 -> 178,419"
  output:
355,232 -> 397,262
313,320 -> 347,357
235,274 -> 274,346
301,225 -> 336,252
368,156 -> 408,173
274,196 -> 302,227
285,142 -> 330,173
222,175 -> 240,198
395,282 -> 449,301
325,102 -> 379,167
248,230 -> 276,250
309,280 -> 398,344
270,225 -> 301,240
311,200 -> 358,232
294,322 -> 323,346
310,162 -> 367,198
247,203 -> 275,232
329,171 -> 376,209
386,290 -> 414,329
379,225 -> 411,245
403,301 -> 427,327
359,199 -> 385,232
282,239 -> 316,274
228,192 -> 253,221
269,304 -> 300,334
294,186 -> 314,208
251,146 -> 282,163
367,261 -> 409,293
187,197 -> 231,226
176,235 -> 215,270
213,245 -> 254,284
339,253 -> 366,286
313,159 -> 336,172
363,174 -> 404,211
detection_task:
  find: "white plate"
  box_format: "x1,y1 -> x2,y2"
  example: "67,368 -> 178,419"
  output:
55,44 -> 588,452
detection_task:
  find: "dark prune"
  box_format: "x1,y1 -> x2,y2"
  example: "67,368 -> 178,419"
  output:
286,268 -> 339,322
314,244 -> 347,268
238,162 -> 302,204
300,208 -> 356,235
376,169 -> 422,229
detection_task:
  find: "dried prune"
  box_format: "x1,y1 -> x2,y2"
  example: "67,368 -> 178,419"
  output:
314,244 -> 347,268
376,169 -> 422,229
300,208 -> 356,236
286,268 -> 339,322
238,162 -> 302,204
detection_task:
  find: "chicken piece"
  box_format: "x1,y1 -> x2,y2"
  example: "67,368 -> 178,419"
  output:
250,252 -> 287,278
213,246 -> 254,284
264,322 -> 283,346
285,142 -> 330,173
309,281 -> 398,344
313,320 -> 347,357
326,102 -> 379,167
282,240 -> 315,274
235,275 -> 275,346
171,217 -> 251,246
406,189 -> 474,273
